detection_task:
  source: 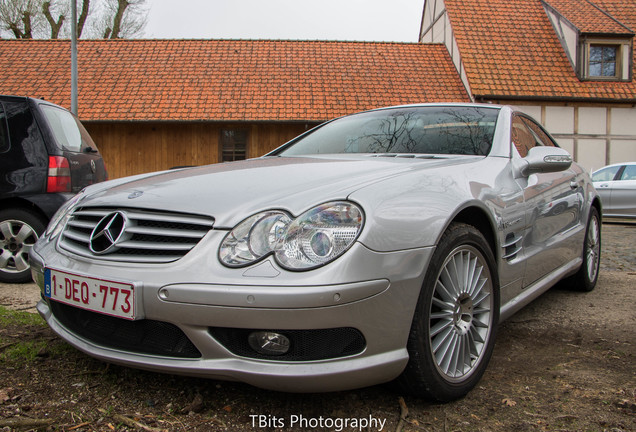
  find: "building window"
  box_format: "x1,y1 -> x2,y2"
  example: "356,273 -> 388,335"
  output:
581,39 -> 632,81
220,129 -> 247,162
589,44 -> 618,77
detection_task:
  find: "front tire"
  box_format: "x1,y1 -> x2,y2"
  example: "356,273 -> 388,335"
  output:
397,223 -> 499,401
0,208 -> 46,283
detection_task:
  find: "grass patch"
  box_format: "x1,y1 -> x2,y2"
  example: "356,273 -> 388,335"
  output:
2,340 -> 48,362
0,305 -> 54,364
0,304 -> 44,327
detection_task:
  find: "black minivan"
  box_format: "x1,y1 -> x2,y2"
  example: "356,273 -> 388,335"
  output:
0,95 -> 108,282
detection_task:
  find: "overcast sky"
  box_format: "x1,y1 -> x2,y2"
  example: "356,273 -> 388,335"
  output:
143,0 -> 424,42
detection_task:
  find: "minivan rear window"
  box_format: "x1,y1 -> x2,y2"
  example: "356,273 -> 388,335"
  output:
40,104 -> 97,153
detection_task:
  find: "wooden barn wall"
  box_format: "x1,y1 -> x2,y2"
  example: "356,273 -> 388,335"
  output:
84,122 -> 314,179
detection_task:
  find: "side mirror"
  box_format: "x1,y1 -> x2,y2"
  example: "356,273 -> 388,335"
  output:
514,146 -> 572,178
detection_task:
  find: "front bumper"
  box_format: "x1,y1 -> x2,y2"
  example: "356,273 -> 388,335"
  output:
31,231 -> 434,393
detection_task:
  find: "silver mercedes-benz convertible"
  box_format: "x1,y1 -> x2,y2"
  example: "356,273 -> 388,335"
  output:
30,104 -> 601,401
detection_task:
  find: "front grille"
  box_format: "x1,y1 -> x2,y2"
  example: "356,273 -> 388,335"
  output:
50,301 -> 202,358
59,207 -> 214,263
209,327 -> 366,361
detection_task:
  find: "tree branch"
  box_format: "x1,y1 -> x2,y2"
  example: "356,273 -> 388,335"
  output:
20,10 -> 32,38
77,0 -> 89,38
42,1 -> 64,39
109,0 -> 129,39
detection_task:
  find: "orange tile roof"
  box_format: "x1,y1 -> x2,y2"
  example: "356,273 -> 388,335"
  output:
544,0 -> 633,34
0,39 -> 469,122
443,0 -> 636,101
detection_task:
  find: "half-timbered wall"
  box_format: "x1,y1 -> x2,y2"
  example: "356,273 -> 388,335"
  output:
515,104 -> 636,173
419,0 -> 473,100
419,0 -> 636,172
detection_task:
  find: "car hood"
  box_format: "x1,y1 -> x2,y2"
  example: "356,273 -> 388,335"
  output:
81,155 -> 479,227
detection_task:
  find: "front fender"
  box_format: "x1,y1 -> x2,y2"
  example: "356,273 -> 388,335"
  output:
349,157 -> 513,253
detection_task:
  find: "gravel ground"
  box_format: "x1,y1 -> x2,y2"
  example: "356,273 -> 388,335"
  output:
0,222 -> 634,432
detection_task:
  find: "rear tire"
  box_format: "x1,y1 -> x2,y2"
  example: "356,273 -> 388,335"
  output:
0,208 -> 46,283
563,207 -> 601,292
396,223 -> 499,401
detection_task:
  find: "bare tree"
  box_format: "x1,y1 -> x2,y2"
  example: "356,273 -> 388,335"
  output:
42,1 -> 63,38
102,0 -> 146,39
77,0 -> 89,37
0,0 -> 145,39
0,0 -> 44,38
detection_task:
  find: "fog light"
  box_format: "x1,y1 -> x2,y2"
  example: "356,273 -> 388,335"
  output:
248,331 -> 290,356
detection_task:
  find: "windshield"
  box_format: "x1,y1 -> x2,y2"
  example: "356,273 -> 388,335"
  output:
276,106 -> 499,156
40,104 -> 98,153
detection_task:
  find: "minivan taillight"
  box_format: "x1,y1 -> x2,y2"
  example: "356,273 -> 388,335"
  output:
47,156 -> 71,193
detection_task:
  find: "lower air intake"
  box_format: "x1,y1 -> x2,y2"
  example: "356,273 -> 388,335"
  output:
50,301 -> 201,358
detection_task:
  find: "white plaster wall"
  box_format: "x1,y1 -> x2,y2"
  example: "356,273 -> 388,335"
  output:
610,140 -> 636,164
622,46 -> 631,78
545,106 -> 575,134
422,0 -> 433,32
611,107 -> 636,135
563,26 -> 578,66
432,17 -> 445,42
452,38 -> 460,69
516,105 -> 542,121
556,138 -> 575,156
576,139 -> 607,173
578,107 -> 607,135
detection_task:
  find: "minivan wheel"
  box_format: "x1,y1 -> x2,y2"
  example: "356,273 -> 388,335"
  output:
0,209 -> 46,283
396,223 -> 499,402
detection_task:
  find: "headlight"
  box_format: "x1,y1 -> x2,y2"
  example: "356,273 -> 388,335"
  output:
219,201 -> 364,270
45,190 -> 86,239
218,211 -> 292,266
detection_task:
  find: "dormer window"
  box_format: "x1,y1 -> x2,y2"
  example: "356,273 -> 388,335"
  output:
589,44 -> 618,77
542,0 -> 634,82
582,39 -> 631,81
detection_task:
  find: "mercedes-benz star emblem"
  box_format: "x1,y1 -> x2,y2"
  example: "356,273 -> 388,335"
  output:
89,212 -> 127,254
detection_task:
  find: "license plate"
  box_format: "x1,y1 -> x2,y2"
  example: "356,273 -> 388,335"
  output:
44,268 -> 136,320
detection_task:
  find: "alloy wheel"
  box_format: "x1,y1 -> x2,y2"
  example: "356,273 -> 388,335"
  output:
429,245 -> 494,382
0,219 -> 39,274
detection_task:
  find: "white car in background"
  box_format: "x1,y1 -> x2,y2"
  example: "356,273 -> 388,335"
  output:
592,162 -> 636,219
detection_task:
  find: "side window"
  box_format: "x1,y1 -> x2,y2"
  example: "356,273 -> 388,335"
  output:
0,103 -> 9,153
511,116 -> 536,158
522,118 -> 556,147
620,165 -> 636,181
592,166 -> 621,182
220,129 -> 247,162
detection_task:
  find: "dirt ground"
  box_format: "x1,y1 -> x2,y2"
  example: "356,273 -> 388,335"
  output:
0,223 -> 634,432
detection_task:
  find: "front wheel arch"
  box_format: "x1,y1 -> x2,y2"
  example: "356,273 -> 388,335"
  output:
396,222 -> 500,401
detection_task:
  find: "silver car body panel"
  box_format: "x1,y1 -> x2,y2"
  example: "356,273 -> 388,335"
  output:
31,103 -> 599,392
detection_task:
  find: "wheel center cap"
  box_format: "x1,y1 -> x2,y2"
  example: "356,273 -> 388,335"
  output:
7,238 -> 19,253
454,296 -> 473,334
